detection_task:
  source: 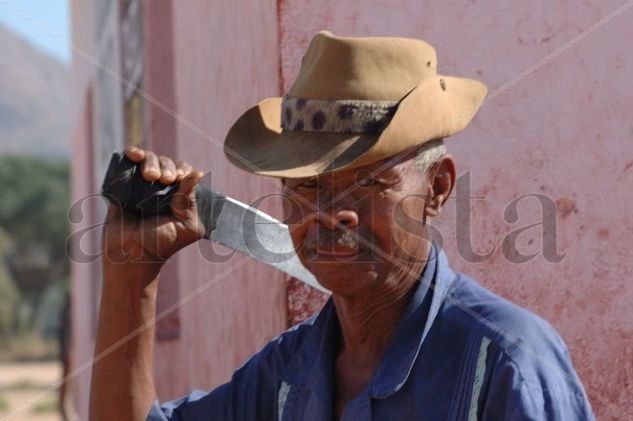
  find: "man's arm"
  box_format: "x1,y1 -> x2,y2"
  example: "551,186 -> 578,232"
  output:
89,264 -> 160,420
89,148 -> 204,421
480,336 -> 595,421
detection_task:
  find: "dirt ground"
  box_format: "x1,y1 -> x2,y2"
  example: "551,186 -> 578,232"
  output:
0,361 -> 62,421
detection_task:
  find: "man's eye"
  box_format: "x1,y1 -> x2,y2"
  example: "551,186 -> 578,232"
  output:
299,179 -> 318,188
357,177 -> 377,187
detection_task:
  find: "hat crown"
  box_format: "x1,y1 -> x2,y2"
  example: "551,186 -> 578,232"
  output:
288,31 -> 438,101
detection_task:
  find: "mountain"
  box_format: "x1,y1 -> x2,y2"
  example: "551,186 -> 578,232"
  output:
0,23 -> 70,158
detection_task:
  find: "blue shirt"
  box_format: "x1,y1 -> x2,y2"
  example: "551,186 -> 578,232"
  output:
148,245 -> 594,420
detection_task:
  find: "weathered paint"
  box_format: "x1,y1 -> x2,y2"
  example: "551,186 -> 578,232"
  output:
68,1 -> 99,418
156,0 -> 287,399
69,0 -> 287,417
279,1 -> 633,419
69,1 -> 633,419
68,87 -> 96,420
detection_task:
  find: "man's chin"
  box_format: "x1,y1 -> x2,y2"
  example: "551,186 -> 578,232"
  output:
302,248 -> 377,262
305,261 -> 380,293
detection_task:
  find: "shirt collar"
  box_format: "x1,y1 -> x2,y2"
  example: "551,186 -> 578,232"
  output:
370,243 -> 456,397
282,243 -> 456,399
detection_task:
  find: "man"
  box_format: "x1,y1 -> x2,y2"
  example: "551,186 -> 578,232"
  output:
90,32 -> 594,420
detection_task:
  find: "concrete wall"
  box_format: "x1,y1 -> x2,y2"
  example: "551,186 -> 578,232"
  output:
151,0 -> 287,399
69,0 -> 287,418
278,1 -> 633,419
68,88 -> 96,420
70,1 -> 633,419
68,1 -> 97,418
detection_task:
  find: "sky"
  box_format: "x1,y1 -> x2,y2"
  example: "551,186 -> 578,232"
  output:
0,0 -> 70,63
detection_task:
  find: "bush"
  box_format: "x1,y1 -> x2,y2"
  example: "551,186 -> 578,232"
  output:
0,228 -> 19,345
0,154 -> 69,337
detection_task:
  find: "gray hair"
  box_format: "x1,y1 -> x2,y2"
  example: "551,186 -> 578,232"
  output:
412,139 -> 447,174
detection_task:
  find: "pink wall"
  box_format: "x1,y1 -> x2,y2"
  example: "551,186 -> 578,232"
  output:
68,87 -> 97,420
150,0 -> 287,399
68,3 -> 99,418
70,1 -> 633,419
69,0 -> 288,417
279,1 -> 633,419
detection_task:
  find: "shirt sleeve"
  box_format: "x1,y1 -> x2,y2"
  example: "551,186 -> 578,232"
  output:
146,329 -> 302,421
480,338 -> 595,421
147,384 -> 232,421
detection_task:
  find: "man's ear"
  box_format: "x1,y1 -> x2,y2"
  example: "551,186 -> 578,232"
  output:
424,154 -> 456,218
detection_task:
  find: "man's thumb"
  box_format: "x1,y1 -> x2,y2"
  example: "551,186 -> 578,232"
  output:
172,171 -> 204,213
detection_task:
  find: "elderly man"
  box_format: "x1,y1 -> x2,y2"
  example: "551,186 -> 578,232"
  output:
90,32 -> 594,420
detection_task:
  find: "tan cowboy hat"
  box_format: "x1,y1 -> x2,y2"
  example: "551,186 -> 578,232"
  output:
224,31 -> 486,178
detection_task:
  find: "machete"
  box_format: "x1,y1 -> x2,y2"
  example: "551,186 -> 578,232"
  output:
101,152 -> 328,294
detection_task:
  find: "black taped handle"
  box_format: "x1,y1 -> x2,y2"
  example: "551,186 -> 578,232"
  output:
101,152 -> 179,217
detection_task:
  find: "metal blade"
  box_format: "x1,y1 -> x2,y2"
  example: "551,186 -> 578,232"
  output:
195,186 -> 329,294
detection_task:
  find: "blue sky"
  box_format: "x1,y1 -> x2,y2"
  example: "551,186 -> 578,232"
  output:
0,0 -> 70,63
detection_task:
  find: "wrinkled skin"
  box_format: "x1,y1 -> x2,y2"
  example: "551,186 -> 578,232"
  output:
91,148 -> 205,421
90,146 -> 455,421
282,149 -> 456,419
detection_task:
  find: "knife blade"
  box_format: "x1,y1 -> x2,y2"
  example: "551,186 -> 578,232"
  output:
101,151 -> 329,294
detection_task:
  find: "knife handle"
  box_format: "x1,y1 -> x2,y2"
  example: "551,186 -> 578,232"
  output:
101,152 -> 225,236
101,151 -> 179,217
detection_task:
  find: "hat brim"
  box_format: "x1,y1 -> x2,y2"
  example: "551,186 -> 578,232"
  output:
224,74 -> 486,178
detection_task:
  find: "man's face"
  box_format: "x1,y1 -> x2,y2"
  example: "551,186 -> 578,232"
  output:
282,155 -> 434,295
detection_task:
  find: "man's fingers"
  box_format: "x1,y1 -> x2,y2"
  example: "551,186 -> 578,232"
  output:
141,151 -> 160,181
171,171 -> 204,214
158,156 -> 177,184
124,147 -> 145,162
180,171 -> 204,197
126,148 -> 188,184
175,160 -> 193,180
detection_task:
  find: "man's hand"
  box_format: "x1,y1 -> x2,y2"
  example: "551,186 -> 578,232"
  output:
103,147 -> 205,273
91,148 -> 205,421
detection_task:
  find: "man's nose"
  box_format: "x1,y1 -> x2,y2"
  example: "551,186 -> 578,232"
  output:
318,208 -> 359,230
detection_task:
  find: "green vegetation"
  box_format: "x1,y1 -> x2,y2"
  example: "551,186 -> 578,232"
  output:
0,230 -> 19,347
31,396 -> 58,413
0,379 -> 40,392
0,154 -> 69,360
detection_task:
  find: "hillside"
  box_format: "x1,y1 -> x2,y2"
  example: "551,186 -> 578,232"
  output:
0,23 -> 70,158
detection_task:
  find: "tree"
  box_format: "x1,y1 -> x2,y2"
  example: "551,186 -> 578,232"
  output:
0,154 -> 69,330
0,227 -> 19,344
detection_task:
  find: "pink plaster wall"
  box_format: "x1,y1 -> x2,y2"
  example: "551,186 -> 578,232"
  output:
70,0 -> 633,419
68,2 -> 99,418
68,87 -> 97,420
152,0 -> 288,399
279,1 -> 633,419
69,0 -> 287,417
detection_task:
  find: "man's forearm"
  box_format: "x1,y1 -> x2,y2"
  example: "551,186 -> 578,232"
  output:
89,264 -> 160,421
